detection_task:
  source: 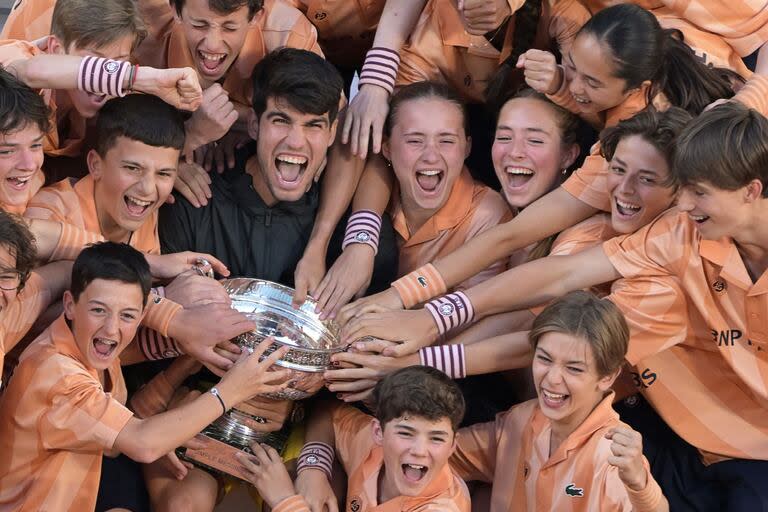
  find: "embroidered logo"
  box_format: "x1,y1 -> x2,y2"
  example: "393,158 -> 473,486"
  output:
712,279 -> 726,293
103,60 -> 120,74
315,11 -> 327,20
349,497 -> 362,511
417,276 -> 428,288
565,483 -> 584,497
354,232 -> 371,242
438,303 -> 455,317
153,296 -> 162,304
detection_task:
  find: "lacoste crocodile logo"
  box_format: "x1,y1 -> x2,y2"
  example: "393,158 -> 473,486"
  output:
565,483 -> 584,497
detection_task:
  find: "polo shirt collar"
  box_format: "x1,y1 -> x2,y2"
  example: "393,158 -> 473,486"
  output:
435,1 -> 502,59
73,175 -> 102,234
699,238 -> 768,294
391,167 -> 476,247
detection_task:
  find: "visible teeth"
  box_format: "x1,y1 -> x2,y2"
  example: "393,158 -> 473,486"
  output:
126,196 -> 152,207
506,167 -> 534,175
690,214 -> 708,221
199,51 -> 226,61
417,169 -> 441,176
543,389 -> 566,399
616,199 -> 640,211
405,464 -> 426,470
573,96 -> 590,104
276,155 -> 308,165
96,338 -> 117,346
8,176 -> 31,183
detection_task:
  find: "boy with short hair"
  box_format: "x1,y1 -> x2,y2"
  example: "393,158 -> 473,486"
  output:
238,365 -> 471,512
0,242 -> 290,511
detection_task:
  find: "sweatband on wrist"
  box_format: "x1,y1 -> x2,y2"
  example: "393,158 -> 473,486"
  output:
391,263 -> 447,308
419,344 -> 466,379
77,56 -> 131,97
50,223 -> 105,261
424,292 -> 475,336
359,47 -> 400,95
342,210 -> 382,254
136,326 -> 182,361
143,295 -> 183,337
296,442 -> 335,481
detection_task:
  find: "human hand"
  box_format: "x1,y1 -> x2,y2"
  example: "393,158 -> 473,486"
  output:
315,244 -> 375,319
516,49 -> 562,95
233,396 -> 294,432
219,339 -> 291,404
325,347 -> 413,402
342,84 -> 390,157
341,307 -> 438,357
145,251 -> 228,280
458,0 -> 512,35
235,443 -> 296,509
173,161 -> 212,208
183,84 -> 238,151
196,130 -> 251,174
294,465 -> 339,512
133,66 -> 203,111
164,271 -> 230,308
606,426 -> 648,492
336,287 -> 404,327
292,244 -> 327,308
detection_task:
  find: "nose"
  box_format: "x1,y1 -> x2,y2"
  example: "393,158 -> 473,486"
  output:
616,174 -> 635,197
17,149 -> 39,172
284,124 -> 305,149
676,188 -> 695,212
510,136 -> 527,160
420,139 -> 440,164
203,27 -> 225,51
409,436 -> 429,457
103,312 -> 120,337
137,172 -> 156,196
568,74 -> 585,98
543,365 -> 565,387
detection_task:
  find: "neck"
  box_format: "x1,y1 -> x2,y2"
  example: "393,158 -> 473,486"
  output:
377,465 -> 399,504
401,194 -> 439,236
53,89 -> 73,128
548,395 -> 604,457
93,190 -> 131,243
246,156 -> 278,207
734,206 -> 768,281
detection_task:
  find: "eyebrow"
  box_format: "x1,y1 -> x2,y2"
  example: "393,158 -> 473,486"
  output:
402,130 -> 460,137
88,299 -> 141,314
266,110 -> 329,127
614,157 -> 661,176
537,347 -> 587,366
0,135 -> 45,147
496,125 -> 551,135
395,423 -> 450,436
121,159 -> 145,168
567,54 -> 604,86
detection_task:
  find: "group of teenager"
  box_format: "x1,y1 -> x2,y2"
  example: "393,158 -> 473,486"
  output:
0,0 -> 766,510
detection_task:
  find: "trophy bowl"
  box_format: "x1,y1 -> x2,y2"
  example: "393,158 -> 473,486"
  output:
221,277 -> 346,400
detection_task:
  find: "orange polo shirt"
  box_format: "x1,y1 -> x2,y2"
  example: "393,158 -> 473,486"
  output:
390,167 -> 512,290
0,39 -> 87,159
396,0 -> 591,103
603,209 -> 768,462
0,0 -> 54,42
332,404 -> 471,512
451,393 -> 663,511
0,314 -> 133,511
135,0 -> 323,109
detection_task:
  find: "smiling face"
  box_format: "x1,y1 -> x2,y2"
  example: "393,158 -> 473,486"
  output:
372,414 -> 456,500
492,97 -> 577,209
88,136 -> 179,241
0,123 -> 45,211
608,135 -> 676,234
63,278 -> 145,370
383,97 -> 469,213
0,244 -> 20,315
532,332 -> 618,435
676,181 -> 758,241
564,33 -> 636,115
249,97 -> 336,205
177,0 -> 255,85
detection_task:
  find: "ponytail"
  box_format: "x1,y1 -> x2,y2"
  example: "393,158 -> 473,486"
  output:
485,0 -> 543,114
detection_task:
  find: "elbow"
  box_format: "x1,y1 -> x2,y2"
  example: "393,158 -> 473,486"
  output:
121,443 -> 164,464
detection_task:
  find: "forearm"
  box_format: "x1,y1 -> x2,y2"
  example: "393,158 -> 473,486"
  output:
448,310 -> 535,345
304,400 -> 338,448
35,260 -> 73,300
372,0 -> 428,49
351,154 -> 394,214
434,187 -> 596,289
463,331 -> 532,376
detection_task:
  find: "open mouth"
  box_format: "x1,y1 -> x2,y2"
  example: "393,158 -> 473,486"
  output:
275,154 -> 308,189
6,174 -> 34,191
92,336 -> 118,360
571,93 -> 591,107
541,388 -> 569,409
197,50 -> 227,75
401,463 -> 428,484
124,195 -> 153,218
689,213 -> 709,224
415,169 -> 444,194
614,198 -> 641,219
505,166 -> 535,189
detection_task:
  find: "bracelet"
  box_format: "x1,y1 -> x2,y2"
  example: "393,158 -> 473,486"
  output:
419,344 -> 466,379
77,56 -> 131,98
424,292 -> 475,336
342,210 -> 382,254
391,263 -> 447,308
296,442 -> 335,481
359,47 -> 400,95
136,326 -> 182,360
128,64 -> 139,92
209,387 -> 228,415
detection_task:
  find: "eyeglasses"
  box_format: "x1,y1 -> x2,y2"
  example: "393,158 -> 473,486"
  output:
0,270 -> 22,291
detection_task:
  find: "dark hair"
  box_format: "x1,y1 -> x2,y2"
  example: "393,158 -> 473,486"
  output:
52,0 -> 146,52
70,242 -> 152,307
0,211 -> 37,291
171,0 -> 263,19
95,95 -> 185,156
0,68 -> 51,135
485,0 -> 543,113
579,4 -> 739,115
600,106 -> 692,188
385,81 -> 469,137
372,366 -> 465,431
673,102 -> 768,196
251,48 -> 344,124
529,291 -> 628,377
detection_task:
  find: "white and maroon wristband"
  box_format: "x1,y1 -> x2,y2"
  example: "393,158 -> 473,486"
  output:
136,326 -> 182,361
419,344 -> 466,379
342,210 -> 382,254
78,56 -> 131,98
296,442 -> 335,481
425,292 -> 475,336
359,47 -> 400,95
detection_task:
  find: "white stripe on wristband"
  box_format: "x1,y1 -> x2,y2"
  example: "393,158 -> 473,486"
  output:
296,442 -> 335,481
342,210 -> 382,254
78,56 -> 131,98
359,47 -> 400,95
419,344 -> 466,379
136,326 -> 182,360
424,292 -> 475,336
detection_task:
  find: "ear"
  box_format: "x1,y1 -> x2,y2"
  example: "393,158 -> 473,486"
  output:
625,79 -> 651,97
371,418 -> 384,447
327,119 -> 338,149
464,136 -> 472,160
249,7 -> 265,27
87,149 -> 103,181
46,35 -> 65,55
560,143 -> 580,170
744,179 -> 764,203
63,290 -> 75,320
247,110 -> 260,142
382,139 -> 391,162
598,367 -> 621,393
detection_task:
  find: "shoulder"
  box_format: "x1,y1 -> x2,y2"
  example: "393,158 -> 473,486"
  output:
24,178 -> 76,221
469,184 -> 513,227
262,0 -> 319,46
0,39 -> 42,66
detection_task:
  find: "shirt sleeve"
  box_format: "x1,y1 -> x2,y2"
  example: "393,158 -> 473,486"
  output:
548,0 -> 591,56
273,495 -> 311,512
40,367 -> 134,452
0,39 -> 39,67
450,411 -> 507,483
561,153 -> 612,212
733,74 -> 768,117
0,273 -> 49,351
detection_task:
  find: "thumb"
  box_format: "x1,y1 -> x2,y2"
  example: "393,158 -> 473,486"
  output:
516,54 -> 526,69
293,278 -> 308,308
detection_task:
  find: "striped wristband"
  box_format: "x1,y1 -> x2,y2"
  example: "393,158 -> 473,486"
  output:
359,47 -> 400,95
392,263 -> 447,308
136,326 -> 182,360
425,292 -> 475,336
296,442 -> 335,481
419,344 -> 466,379
342,210 -> 382,254
78,56 -> 131,97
